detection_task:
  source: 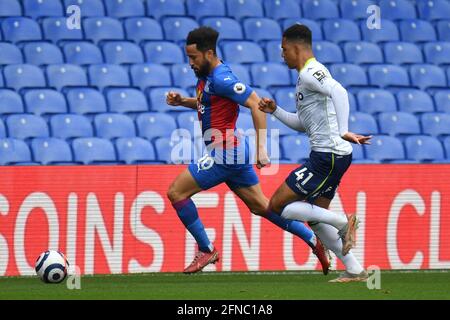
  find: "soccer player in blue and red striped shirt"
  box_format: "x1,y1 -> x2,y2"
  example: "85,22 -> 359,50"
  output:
166,27 -> 329,274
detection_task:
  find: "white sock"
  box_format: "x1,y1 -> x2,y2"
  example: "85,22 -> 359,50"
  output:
280,201 -> 348,230
310,222 -> 363,274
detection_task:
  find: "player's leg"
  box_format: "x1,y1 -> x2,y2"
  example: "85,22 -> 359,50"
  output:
167,159 -> 228,273
232,182 -> 317,251
311,197 -> 367,282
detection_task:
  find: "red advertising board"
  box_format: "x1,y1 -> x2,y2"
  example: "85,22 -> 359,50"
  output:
0,164 -> 449,276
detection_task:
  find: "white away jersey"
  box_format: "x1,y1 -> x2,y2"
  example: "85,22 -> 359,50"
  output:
295,58 -> 353,155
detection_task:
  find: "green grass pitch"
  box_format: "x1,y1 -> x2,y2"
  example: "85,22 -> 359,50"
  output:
1,270 -> 449,300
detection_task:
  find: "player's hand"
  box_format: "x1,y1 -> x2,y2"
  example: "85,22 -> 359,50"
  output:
166,91 -> 183,106
341,132 -> 372,145
258,98 -> 277,114
256,146 -> 270,169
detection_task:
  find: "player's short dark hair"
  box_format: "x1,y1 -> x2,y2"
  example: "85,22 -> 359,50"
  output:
186,26 -> 219,54
283,24 -> 312,47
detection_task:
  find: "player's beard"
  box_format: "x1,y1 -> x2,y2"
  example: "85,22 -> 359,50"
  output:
192,60 -> 211,78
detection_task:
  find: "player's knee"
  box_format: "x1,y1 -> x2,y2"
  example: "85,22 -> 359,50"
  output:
268,198 -> 283,215
167,184 -> 181,203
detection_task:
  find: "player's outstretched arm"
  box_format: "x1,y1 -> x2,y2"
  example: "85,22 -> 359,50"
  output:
244,92 -> 270,169
166,91 -> 197,110
258,98 -> 306,132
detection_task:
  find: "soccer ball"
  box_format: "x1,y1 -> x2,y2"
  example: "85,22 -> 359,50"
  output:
35,250 -> 69,284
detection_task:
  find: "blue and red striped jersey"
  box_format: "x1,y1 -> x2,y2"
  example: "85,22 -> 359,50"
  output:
195,62 -> 253,164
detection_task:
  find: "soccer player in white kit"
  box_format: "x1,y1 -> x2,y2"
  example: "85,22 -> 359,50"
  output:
259,24 -> 372,282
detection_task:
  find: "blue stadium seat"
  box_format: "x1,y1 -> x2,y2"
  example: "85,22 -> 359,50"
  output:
171,64 -> 197,90
222,41 -> 265,64
187,0 -> 226,20
313,41 -> 344,64
6,114 -> 49,140
116,137 -> 157,164
31,138 -> 73,164
63,42 -> 103,65
176,112 -> 202,138
405,135 -> 445,161
322,19 -> 361,43
283,19 -> 323,41
228,64 -> 251,85
360,20 -> 400,43
236,112 -> 253,133
146,0 -> 186,20
0,43 -> 23,65
348,92 -> 357,112
0,120 -> 5,138
349,112 -> 378,135
302,0 -> 339,20
444,136 -> 450,158
265,41 -> 283,63
42,18 -> 83,43
105,0 -> 145,18
226,0 -> 264,21
343,42 -> 383,64
418,0 -> 450,21
274,87 -> 297,113
162,17 -> 199,43
251,63 -> 291,89
94,113 -> 136,139
0,0 -> 21,17
384,42 -> 423,65
202,18 -> 244,41
154,137 -> 197,164
368,64 -> 410,88
46,64 -> 88,91
329,64 -> 368,87
351,144 -> 365,161
66,88 -> 107,115
243,18 -> 282,42
421,113 -> 450,137
253,88 -> 274,100
264,0 -> 302,21
396,89 -> 434,113
88,64 -> 130,91
24,90 -> 67,116
102,41 -> 144,65
400,20 -> 437,43
50,114 -> 93,140
0,89 -> 24,116
106,88 -> 149,114
424,42 -> 450,65
124,18 -> 163,43
379,0 -> 417,20
434,90 -> 450,113
340,0 -> 376,20
83,18 -> 124,44
64,0 -> 105,16
2,17 -> 42,43
143,41 -> 184,64
281,135 -> 310,162
410,64 -> 447,90
136,112 -> 178,140
4,64 -> 46,91
378,112 -> 421,136
148,87 -> 190,112
357,89 -> 397,114
23,0 -> 63,19
365,135 -> 405,162
72,138 -> 117,164
0,139 -> 32,165
437,21 -> 450,42
130,63 -> 172,90
23,42 -> 64,66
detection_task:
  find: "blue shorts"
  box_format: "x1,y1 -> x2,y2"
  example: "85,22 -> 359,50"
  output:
188,155 -> 259,191
285,151 -> 352,203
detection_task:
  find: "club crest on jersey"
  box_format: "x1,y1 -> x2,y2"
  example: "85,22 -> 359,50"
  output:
233,83 -> 246,94
313,70 -> 327,84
